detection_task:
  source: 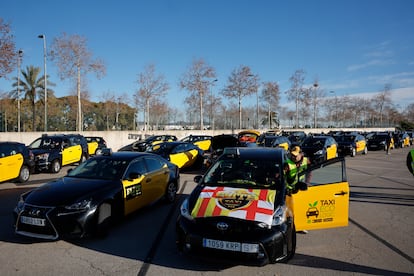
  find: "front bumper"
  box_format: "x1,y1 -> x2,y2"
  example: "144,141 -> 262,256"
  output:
14,203 -> 97,240
176,216 -> 291,266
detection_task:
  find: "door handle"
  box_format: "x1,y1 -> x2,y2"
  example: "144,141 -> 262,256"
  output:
335,191 -> 348,196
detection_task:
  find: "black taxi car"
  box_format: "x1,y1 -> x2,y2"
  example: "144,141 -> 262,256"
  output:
29,134 -> 89,173
176,147 -> 349,265
334,133 -> 367,157
14,149 -> 180,240
0,142 -> 35,183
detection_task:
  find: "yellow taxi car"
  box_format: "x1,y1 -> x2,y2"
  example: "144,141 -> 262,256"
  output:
334,133 -> 368,157
301,135 -> 338,164
148,141 -> 204,169
176,147 -> 349,265
180,135 -> 212,151
14,150 -> 180,240
238,130 -> 261,146
28,134 -> 89,173
0,142 -> 35,183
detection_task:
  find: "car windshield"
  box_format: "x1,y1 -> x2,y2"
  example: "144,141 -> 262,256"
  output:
67,158 -> 129,180
335,135 -> 355,142
203,158 -> 282,189
30,137 -> 62,149
302,138 -> 324,148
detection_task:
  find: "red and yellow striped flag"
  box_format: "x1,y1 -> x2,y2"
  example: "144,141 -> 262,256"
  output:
191,186 -> 276,225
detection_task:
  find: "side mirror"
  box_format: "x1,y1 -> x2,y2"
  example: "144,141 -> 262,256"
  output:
296,181 -> 308,191
128,172 -> 141,180
194,175 -> 203,183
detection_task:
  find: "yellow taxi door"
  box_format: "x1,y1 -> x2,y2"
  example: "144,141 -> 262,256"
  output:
0,154 -> 23,182
290,158 -> 349,231
194,140 -> 211,151
170,144 -> 198,169
170,149 -> 198,169
88,142 -> 98,155
123,157 -> 169,216
62,144 -> 81,165
326,143 -> 337,160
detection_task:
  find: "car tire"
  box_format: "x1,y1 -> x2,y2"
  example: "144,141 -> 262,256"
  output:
350,148 -> 356,157
18,165 -> 30,183
50,159 -> 61,173
164,182 -> 177,203
96,203 -> 112,238
95,148 -> 102,155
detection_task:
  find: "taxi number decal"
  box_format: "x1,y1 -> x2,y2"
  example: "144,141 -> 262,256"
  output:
126,184 -> 142,200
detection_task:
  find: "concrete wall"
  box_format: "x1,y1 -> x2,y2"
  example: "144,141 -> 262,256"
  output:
0,127 -> 394,152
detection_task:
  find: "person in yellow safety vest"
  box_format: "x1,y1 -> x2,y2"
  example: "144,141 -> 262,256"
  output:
284,146 -> 311,192
407,149 -> 414,176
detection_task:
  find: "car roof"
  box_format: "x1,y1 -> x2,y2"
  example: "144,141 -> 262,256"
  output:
221,147 -> 286,164
98,151 -> 160,161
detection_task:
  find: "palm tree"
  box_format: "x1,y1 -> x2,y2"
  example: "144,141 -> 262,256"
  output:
11,65 -> 43,131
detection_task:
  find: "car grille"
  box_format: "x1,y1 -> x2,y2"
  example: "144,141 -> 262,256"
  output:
15,204 -> 58,240
194,217 -> 269,238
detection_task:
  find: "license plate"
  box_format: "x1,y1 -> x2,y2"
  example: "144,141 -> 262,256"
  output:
203,238 -> 259,253
20,216 -> 46,226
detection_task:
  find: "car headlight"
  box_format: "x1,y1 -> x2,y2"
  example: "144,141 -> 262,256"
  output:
15,193 -> 27,213
315,150 -> 323,155
180,198 -> 194,221
272,205 -> 287,226
65,199 -> 92,211
37,153 -> 49,160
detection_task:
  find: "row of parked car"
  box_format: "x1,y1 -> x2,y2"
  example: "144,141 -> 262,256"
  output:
0,134 -> 107,184
1,129 -> 413,185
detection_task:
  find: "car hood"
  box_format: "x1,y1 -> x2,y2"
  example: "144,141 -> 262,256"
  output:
190,186 -> 276,225
24,177 -> 119,206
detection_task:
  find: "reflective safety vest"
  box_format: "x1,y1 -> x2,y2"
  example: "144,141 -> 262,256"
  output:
285,157 -> 309,190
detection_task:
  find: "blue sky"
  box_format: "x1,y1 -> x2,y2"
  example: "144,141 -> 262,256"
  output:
1,0 -> 414,116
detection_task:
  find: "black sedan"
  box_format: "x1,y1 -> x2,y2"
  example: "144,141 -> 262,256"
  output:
176,147 -> 350,265
13,150 -> 180,240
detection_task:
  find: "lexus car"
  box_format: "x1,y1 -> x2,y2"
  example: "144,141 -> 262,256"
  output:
176,147 -> 350,265
14,150 -> 180,240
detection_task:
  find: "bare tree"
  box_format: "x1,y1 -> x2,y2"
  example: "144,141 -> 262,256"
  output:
261,81 -> 280,129
374,83 -> 392,127
222,65 -> 259,129
286,69 -> 306,128
0,18 -> 16,79
49,32 -> 106,131
180,58 -> 216,130
134,64 -> 169,131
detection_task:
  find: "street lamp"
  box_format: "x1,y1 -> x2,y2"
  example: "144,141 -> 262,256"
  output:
38,34 -> 47,132
17,49 -> 23,132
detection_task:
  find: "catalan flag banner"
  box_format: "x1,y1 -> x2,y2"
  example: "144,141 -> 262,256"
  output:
191,186 -> 276,225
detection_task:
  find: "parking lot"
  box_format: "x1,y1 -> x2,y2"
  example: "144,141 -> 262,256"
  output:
0,147 -> 413,275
